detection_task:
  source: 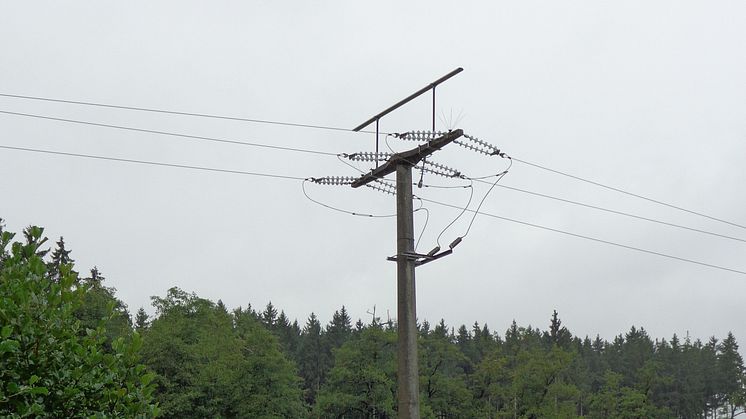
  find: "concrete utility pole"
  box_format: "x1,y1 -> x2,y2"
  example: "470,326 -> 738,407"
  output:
352,130 -> 463,418
350,68 -> 463,418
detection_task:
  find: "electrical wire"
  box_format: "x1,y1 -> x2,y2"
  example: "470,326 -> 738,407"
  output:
417,196 -> 746,276
475,180 -> 746,244
6,142 -> 744,276
415,206 -> 430,252
0,93 -> 385,135
0,144 -> 306,181
462,158 -> 513,239
0,110 -> 338,156
301,179 -> 425,218
9,92 -> 738,233
417,182 -> 472,189
434,178 -> 474,248
512,157 -> 746,231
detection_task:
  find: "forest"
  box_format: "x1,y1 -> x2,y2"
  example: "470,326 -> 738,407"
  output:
1,221 -> 744,418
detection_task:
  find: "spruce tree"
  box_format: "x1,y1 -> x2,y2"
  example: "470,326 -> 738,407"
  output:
48,236 -> 75,283
298,313 -> 326,404
261,301 -> 278,331
134,307 -> 149,332
718,332 -> 745,417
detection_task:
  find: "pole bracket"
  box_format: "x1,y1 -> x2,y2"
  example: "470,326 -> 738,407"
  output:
386,249 -> 454,266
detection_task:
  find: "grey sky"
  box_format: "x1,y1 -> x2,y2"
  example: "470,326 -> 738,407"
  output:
1,1 -> 744,346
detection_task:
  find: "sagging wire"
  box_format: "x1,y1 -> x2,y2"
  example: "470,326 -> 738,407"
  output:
303,178 -> 396,218
429,178 -> 475,249
414,199 -> 430,252
384,134 -> 397,154
461,156 -> 513,238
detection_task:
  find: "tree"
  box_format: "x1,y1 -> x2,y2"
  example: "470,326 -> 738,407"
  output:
135,307 -> 149,332
326,306 -> 353,351
47,236 -> 75,283
718,332 -> 745,418
74,267 -> 132,349
298,312 -> 327,405
545,310 -> 572,350
316,324 -> 396,418
588,371 -> 672,419
261,301 -> 279,331
142,287 -> 306,418
419,320 -> 474,417
0,225 -> 157,417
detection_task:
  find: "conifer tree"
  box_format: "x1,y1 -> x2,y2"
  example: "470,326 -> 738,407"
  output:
298,312 -> 326,404
134,307 -> 149,332
47,236 -> 75,283
718,332 -> 745,418
261,301 -> 278,331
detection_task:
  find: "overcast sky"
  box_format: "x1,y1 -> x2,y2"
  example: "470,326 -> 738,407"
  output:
1,1 -> 745,346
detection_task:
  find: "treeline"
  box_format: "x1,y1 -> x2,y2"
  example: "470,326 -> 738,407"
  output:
2,223 -> 745,418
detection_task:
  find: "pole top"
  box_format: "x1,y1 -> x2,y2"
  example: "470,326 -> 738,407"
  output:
352,68 -> 464,132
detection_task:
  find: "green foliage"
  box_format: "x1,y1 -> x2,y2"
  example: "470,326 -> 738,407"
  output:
588,371 -> 673,419
419,320 -> 473,418
141,287 -> 306,418
4,219 -> 745,417
316,324 -> 397,418
74,269 -> 132,349
0,225 -> 157,417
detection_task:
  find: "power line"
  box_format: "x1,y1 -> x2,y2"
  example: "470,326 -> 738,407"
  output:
5,142 -> 743,276
463,159 -> 512,239
471,179 -> 746,244
0,92 -> 383,134
0,144 -> 306,181
512,157 -> 746,231
7,107 -> 740,245
0,110 -> 338,157
11,105 -> 738,245
6,92 -> 741,234
415,196 -> 746,276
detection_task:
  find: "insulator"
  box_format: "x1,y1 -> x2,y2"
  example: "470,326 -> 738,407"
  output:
346,151 -> 393,162
461,133 -> 500,155
365,183 -> 396,196
313,176 -> 356,186
399,130 -> 446,142
420,159 -> 461,178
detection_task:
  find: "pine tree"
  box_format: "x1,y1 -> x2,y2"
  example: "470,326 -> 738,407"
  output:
718,332 -> 745,418
325,306 -> 352,351
134,307 -> 149,332
298,312 -> 326,404
261,301 -> 278,331
274,310 -> 301,357
85,266 -> 105,287
48,236 -> 75,282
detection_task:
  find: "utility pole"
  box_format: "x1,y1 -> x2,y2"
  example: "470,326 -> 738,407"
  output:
351,130 -> 463,418
350,68 -> 463,419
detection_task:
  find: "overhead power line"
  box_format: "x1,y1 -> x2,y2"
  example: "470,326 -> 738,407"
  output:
0,144 -> 306,181
512,157 -> 746,231
4,106 -> 742,246
0,110 -> 337,156
471,179 -> 746,244
416,196 -> 746,276
0,93 -> 382,134
3,142 -> 744,276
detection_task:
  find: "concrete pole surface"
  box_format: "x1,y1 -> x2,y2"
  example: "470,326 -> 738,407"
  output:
396,163 -> 420,419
